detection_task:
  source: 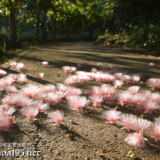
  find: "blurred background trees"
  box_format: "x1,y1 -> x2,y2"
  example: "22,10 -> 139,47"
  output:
0,0 -> 160,53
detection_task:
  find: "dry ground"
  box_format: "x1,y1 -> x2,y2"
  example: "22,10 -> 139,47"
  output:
0,42 -> 160,160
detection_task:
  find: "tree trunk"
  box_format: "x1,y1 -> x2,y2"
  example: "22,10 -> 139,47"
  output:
41,11 -> 47,43
52,10 -> 57,41
9,5 -> 17,47
36,12 -> 40,41
89,26 -> 93,40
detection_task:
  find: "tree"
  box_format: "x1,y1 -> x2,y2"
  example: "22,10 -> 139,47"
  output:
0,0 -> 28,46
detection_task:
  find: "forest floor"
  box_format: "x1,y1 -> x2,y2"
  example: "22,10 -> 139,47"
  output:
1,42 -> 160,160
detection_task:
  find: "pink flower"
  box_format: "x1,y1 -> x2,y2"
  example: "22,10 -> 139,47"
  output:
128,96 -> 138,106
67,96 -> 89,111
88,86 -> 100,96
125,132 -> 145,147
102,84 -> 115,96
131,118 -> 152,133
16,63 -> 24,70
114,73 -> 123,80
33,101 -> 49,112
107,86 -> 115,95
55,92 -> 65,101
22,84 -> 39,98
146,78 -> 158,90
135,92 -> 147,110
89,95 -> 103,106
0,113 -> 13,131
99,85 -> 108,96
47,92 -> 64,104
121,75 -> 131,84
42,61 -> 49,66
105,95 -> 116,103
108,64 -> 114,69
94,72 -> 107,82
99,84 -> 115,96
118,92 -> 131,105
103,110 -> 121,124
76,72 -> 90,82
97,63 -> 103,66
151,124 -> 160,142
149,63 -> 154,66
89,73 -> 97,80
17,74 -> 27,84
57,83 -> 68,92
47,110 -> 64,123
62,66 -> 70,72
20,106 -> 39,118
113,80 -> 123,88
144,102 -> 158,112
65,77 -> 76,85
2,95 -> 17,106
132,75 -> 140,83
5,86 -> 17,94
40,84 -> 55,93
71,75 -> 78,81
136,101 -> 145,111
35,93 -> 48,103
17,97 -> 34,108
91,68 -> 98,73
155,116 -> 160,126
66,87 -> 82,96
70,67 -> 77,72
38,73 -> 44,79
47,93 -> 59,105
2,76 -> 15,87
0,69 -> 7,77
10,62 -> 17,67
118,114 -> 137,131
0,106 -> 16,116
100,74 -> 112,83
128,86 -> 140,95
78,75 -> 90,82
148,93 -> 159,103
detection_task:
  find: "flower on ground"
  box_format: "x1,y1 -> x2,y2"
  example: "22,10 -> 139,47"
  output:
42,61 -> 49,66
67,96 -> 89,111
103,110 -> 121,124
47,110 -> 64,123
125,132 -> 145,147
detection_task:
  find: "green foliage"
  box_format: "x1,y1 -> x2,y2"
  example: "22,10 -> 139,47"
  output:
96,23 -> 160,52
96,0 -> 160,53
0,0 -> 160,55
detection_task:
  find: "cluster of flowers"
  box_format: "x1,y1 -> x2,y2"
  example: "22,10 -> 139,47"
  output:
0,61 -> 67,131
10,62 -> 24,70
10,61 -> 49,80
0,77 -> 89,130
1,62 -> 160,149
62,66 -> 77,73
103,110 -> 160,147
117,89 -> 160,112
86,85 -> 160,113
0,83 -> 66,130
64,69 -> 141,88
0,74 -> 27,93
88,84 -> 115,106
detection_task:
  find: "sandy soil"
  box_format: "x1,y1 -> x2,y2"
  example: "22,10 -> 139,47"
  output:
0,42 -> 160,160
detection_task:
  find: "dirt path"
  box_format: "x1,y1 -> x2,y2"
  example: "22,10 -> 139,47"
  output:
1,42 -> 160,160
